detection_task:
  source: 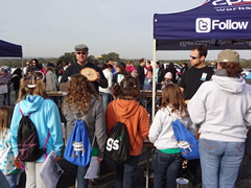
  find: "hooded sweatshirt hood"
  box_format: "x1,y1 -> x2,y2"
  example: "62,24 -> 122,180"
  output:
212,69 -> 246,94
20,95 -> 44,115
114,98 -> 141,119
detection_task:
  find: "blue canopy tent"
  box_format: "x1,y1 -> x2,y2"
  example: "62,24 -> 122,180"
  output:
0,39 -> 23,74
0,40 -> 23,58
151,0 -> 251,117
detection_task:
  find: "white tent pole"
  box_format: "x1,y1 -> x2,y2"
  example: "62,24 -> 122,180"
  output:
152,39 -> 157,119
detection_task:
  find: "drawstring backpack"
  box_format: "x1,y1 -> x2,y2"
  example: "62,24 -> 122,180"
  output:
64,115 -> 92,167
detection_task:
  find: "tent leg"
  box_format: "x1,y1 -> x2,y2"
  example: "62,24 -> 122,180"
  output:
152,39 -> 157,119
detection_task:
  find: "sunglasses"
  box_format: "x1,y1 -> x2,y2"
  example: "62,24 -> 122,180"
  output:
190,55 -> 199,60
76,52 -> 87,55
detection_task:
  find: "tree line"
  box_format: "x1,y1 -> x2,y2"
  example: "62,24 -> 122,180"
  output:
0,51 -> 251,68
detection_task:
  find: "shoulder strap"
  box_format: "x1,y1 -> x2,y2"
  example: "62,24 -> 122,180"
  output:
19,103 -> 30,117
43,132 -> 50,160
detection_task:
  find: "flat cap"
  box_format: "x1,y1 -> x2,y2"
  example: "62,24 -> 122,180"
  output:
74,44 -> 89,51
217,49 -> 239,63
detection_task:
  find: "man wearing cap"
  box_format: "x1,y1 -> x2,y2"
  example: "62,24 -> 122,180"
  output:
178,45 -> 214,100
188,49 -> 251,188
60,44 -> 108,92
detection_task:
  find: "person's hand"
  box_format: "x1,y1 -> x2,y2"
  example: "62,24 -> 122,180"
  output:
97,157 -> 103,163
54,156 -> 61,163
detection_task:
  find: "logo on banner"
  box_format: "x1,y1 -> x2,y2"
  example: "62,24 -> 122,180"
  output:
212,0 -> 251,6
196,18 -> 211,33
212,0 -> 251,12
196,18 -> 249,33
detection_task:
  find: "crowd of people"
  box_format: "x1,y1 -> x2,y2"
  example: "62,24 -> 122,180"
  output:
0,44 -> 250,188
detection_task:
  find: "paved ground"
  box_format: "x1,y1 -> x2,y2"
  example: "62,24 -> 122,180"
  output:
1,88 -> 251,188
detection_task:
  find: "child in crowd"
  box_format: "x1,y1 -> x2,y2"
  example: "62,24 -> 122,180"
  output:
10,71 -> 63,188
62,74 -> 107,188
106,75 -> 150,188
161,72 -> 173,90
148,83 -> 195,188
143,69 -> 153,116
143,68 -> 153,91
0,106 -> 19,188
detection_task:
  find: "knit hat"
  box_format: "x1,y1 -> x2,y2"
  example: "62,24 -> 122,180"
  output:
217,49 -> 239,63
165,72 -> 172,79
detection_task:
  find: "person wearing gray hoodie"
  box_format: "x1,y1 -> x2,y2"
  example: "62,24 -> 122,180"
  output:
62,74 -> 107,188
188,49 -> 251,188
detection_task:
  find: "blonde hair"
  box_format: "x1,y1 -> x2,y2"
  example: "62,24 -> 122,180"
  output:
160,83 -> 188,117
0,106 -> 13,131
17,71 -> 48,103
63,74 -> 99,116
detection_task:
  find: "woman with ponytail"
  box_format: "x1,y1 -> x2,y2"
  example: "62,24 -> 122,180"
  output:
10,71 -> 63,188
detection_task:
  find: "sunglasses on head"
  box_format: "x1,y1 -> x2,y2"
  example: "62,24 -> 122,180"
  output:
190,55 -> 199,60
76,52 -> 87,55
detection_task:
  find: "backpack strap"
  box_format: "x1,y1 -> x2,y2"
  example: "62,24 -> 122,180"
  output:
43,132 -> 50,160
19,103 -> 31,117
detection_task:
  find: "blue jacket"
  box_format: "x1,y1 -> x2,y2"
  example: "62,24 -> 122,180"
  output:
10,95 -> 63,162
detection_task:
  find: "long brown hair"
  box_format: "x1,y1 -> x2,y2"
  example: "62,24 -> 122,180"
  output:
17,71 -> 48,103
63,74 -> 99,115
0,106 -> 13,131
219,62 -> 243,78
160,83 -> 188,117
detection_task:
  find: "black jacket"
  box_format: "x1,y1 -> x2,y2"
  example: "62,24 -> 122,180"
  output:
61,61 -> 108,92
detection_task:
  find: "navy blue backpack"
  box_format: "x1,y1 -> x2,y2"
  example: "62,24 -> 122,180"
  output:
64,119 -> 91,167
171,119 -> 200,160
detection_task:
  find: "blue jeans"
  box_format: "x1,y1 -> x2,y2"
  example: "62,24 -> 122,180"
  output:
5,172 -> 18,188
153,149 -> 182,188
99,92 -> 113,111
77,166 -> 89,188
0,170 -> 11,188
115,155 -> 140,188
199,139 -> 245,188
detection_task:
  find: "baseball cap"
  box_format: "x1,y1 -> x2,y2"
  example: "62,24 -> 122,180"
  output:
74,44 -> 89,51
217,49 -> 239,63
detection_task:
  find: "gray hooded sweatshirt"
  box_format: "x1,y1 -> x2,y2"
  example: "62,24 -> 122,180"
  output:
188,69 -> 251,142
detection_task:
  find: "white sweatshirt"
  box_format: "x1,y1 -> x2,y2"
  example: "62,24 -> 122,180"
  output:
148,106 -> 195,150
188,70 -> 251,142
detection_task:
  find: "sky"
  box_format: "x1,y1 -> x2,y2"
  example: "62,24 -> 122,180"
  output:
1,0 -> 250,61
